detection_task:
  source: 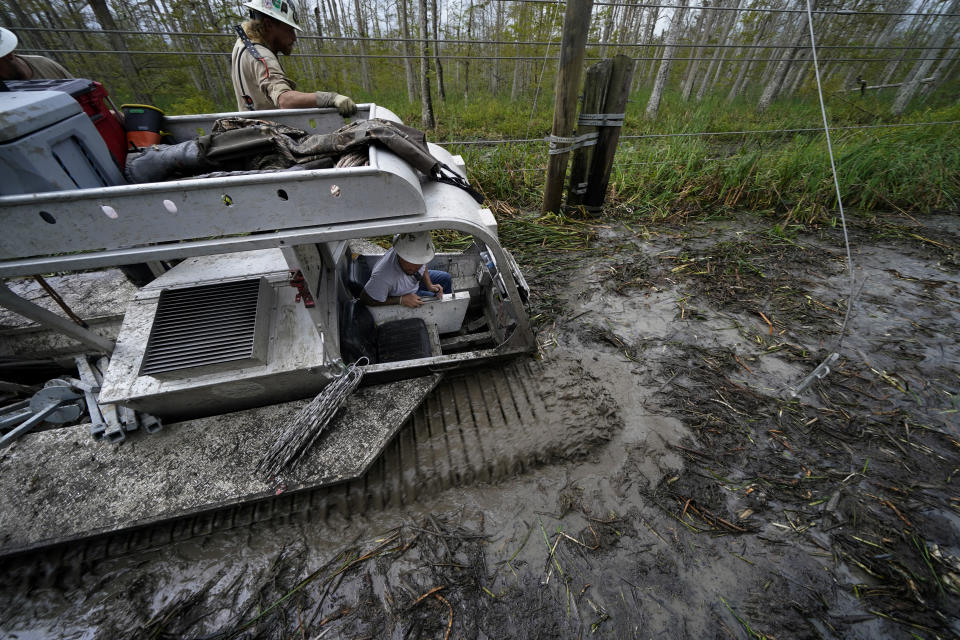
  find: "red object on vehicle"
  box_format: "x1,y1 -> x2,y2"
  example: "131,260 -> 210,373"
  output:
4,78 -> 128,168
76,81 -> 127,168
289,270 -> 316,308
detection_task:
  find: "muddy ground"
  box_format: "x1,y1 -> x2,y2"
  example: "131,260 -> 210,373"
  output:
1,210 -> 958,639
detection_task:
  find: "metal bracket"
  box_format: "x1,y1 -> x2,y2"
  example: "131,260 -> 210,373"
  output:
576,112 -> 625,127
546,133 -> 598,155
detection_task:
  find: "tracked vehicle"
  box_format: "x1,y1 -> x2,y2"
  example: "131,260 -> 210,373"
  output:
0,88 -> 534,556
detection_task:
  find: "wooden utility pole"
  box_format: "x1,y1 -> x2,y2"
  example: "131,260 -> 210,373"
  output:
566,59 -> 611,208
584,55 -> 634,209
542,0 -> 594,213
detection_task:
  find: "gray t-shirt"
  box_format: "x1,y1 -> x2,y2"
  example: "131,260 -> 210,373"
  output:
363,248 -> 425,302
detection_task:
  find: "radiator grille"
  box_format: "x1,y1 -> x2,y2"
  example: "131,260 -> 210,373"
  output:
140,278 -> 272,376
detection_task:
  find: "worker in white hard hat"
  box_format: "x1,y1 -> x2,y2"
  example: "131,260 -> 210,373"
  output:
230,0 -> 357,115
361,232 -> 453,308
0,27 -> 72,81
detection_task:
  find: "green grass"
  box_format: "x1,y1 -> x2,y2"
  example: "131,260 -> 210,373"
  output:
440,93 -> 960,222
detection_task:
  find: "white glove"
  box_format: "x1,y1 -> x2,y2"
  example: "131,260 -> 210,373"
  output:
333,94 -> 357,116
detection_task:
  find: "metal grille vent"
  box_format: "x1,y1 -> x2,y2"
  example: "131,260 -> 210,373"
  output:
140,278 -> 273,377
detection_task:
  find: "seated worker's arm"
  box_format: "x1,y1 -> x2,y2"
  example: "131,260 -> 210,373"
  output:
361,271 -> 423,308
360,289 -> 422,308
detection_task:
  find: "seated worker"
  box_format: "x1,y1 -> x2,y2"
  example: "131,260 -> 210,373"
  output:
0,27 -> 72,81
231,0 -> 356,115
361,232 -> 453,309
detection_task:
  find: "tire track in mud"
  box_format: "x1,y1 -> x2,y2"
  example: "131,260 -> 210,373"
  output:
16,357 -> 620,567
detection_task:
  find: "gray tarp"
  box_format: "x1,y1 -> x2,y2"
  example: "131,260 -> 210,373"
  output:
124,117 -> 440,183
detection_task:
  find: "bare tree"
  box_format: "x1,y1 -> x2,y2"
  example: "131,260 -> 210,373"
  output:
463,0 -> 475,102
680,2 -> 712,101
728,11 -> 769,101
645,0 -> 690,119
352,0 -> 372,92
431,0 -> 446,100
696,0 -> 741,101
418,0 -> 434,128
397,0 -> 418,103
88,0 -> 152,102
756,11 -> 808,112
892,0 -> 959,115
920,23 -> 960,99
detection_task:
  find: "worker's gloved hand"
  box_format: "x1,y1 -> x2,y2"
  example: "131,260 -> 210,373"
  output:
333,94 -> 357,116
315,91 -> 357,116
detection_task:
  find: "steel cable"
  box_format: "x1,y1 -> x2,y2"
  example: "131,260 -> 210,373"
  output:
257,359 -> 365,478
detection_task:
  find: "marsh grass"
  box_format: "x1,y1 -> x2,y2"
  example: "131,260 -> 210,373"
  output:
426,91 -> 959,225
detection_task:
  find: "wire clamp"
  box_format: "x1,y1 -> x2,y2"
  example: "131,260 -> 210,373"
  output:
546,132 -> 598,155
576,112 -> 625,127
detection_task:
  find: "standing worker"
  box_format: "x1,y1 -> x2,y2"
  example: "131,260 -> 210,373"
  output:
0,27 -> 71,81
231,0 -> 357,115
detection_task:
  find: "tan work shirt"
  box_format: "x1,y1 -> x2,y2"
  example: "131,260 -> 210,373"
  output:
20,54 -> 72,80
230,38 -> 295,111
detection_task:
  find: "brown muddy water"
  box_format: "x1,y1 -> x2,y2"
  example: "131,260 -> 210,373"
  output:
1,212 -> 958,639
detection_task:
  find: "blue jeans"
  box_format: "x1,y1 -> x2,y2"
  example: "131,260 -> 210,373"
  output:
418,270 -> 452,297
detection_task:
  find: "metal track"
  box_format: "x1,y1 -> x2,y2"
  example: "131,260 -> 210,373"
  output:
6,358 -> 605,567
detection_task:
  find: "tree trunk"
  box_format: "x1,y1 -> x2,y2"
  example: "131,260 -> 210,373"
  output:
680,3 -> 711,101
784,55 -> 810,96
463,0 -> 474,102
880,0 -> 929,85
645,0 -> 689,118
891,0 -> 959,115
920,25 -> 960,99
352,0 -> 372,92
398,0 -> 418,103
511,1 -> 530,101
491,0 -> 504,94
696,0 -> 741,101
756,12 -> 808,112
642,6 -> 660,83
431,0 -> 446,100
88,0 -> 152,103
418,0 -> 434,129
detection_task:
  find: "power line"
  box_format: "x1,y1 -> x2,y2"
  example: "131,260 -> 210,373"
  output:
493,0 -> 960,18
17,48 -> 950,63
436,120 -> 960,146
11,26 -> 959,51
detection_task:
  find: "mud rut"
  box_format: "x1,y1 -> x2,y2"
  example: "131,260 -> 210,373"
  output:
1,212 -> 958,639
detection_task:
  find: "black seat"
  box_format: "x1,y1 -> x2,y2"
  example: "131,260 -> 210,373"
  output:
376,318 -> 432,363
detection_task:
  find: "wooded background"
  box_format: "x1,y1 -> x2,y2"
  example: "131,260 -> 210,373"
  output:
3,0 -> 957,122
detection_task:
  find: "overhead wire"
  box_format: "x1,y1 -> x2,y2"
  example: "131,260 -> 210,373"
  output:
16,48 -> 951,63
492,0 -> 960,18
435,120 -> 959,146
12,26 -> 959,50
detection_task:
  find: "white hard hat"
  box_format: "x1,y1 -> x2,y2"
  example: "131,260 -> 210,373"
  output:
393,232 -> 436,265
0,27 -> 18,58
243,0 -> 302,31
